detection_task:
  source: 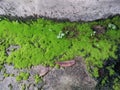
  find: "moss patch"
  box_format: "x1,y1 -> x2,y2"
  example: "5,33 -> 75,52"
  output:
0,16 -> 120,78
16,72 -> 30,82
34,74 -> 42,84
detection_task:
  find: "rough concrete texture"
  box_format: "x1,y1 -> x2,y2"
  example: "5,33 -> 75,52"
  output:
0,64 -> 45,90
0,57 -> 96,90
0,0 -> 120,21
43,57 -> 97,90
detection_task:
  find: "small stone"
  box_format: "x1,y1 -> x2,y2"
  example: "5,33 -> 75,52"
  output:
6,45 -> 20,55
0,74 -> 4,81
4,64 -> 18,75
34,87 -> 39,90
32,65 -> 49,77
35,81 -> 44,89
29,84 -> 34,90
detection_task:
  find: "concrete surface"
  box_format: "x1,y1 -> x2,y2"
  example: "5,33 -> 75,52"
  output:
0,57 -> 96,90
43,57 -> 96,90
0,0 -> 120,21
0,64 -> 45,90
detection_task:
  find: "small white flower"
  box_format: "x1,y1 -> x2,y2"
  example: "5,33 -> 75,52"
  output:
57,31 -> 65,39
93,31 -> 96,34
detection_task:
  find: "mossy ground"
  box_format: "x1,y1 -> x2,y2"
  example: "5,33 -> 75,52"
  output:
0,16 -> 120,80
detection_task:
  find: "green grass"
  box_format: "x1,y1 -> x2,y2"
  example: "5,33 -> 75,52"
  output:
0,16 -> 120,78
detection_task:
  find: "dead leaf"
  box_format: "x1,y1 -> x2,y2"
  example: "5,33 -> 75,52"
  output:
56,60 -> 76,67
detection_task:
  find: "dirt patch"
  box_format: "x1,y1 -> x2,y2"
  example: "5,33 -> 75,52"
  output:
92,25 -> 106,35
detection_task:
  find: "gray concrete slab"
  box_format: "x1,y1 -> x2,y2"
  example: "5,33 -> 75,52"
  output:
0,0 -> 120,21
43,57 -> 97,90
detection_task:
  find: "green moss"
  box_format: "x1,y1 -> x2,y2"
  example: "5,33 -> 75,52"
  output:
9,74 -> 14,77
21,84 -> 26,90
16,72 -> 30,82
0,16 -> 120,78
16,75 -> 22,82
106,66 -> 115,76
34,74 -> 42,84
0,65 -> 3,70
113,78 -> 120,90
55,64 -> 60,69
4,73 -> 9,77
113,83 -> 120,90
